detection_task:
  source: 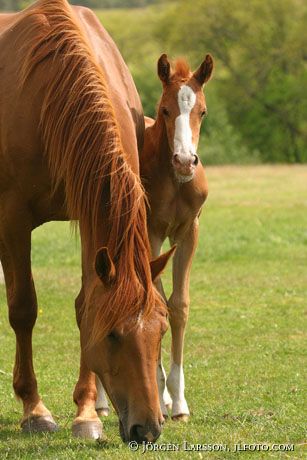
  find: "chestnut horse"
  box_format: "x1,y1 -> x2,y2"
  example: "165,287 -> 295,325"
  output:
140,54 -> 214,420
0,0 -> 174,442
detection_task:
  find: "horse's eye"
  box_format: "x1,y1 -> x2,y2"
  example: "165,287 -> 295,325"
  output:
162,107 -> 170,117
108,331 -> 119,342
201,110 -> 207,118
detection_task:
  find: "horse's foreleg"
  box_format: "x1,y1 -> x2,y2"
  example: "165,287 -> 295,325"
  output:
0,205 -> 57,432
167,219 -> 199,421
72,287 -> 103,439
149,232 -> 172,418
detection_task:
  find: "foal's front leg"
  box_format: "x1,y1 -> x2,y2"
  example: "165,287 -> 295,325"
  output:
149,232 -> 173,418
0,202 -> 57,432
167,219 -> 199,421
95,375 -> 109,417
72,287 -> 103,439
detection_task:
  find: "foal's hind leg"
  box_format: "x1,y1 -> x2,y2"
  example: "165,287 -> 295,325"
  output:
0,203 -> 57,432
167,219 -> 199,421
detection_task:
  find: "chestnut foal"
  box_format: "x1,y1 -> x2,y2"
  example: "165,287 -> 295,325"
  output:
140,54 -> 214,421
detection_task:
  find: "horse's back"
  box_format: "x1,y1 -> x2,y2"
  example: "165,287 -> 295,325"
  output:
0,12 -> 20,33
0,3 -> 144,163
0,2 -> 143,223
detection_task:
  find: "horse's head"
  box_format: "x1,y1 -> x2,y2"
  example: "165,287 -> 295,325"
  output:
157,54 -> 214,183
81,246 -> 175,443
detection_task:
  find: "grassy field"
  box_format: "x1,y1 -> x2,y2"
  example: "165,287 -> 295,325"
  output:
0,166 -> 306,459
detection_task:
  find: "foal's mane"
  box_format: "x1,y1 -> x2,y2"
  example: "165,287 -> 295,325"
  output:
171,58 -> 192,82
19,0 -> 162,341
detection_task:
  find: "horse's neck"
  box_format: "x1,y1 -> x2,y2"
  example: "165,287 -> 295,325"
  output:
141,116 -> 172,180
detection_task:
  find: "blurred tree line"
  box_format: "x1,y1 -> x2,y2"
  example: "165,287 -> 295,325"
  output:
102,0 -> 307,163
1,0 -> 306,163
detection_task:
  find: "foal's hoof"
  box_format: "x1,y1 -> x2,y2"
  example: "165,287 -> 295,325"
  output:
96,407 -> 109,417
171,414 -> 189,423
21,415 -> 58,433
72,420 -> 103,440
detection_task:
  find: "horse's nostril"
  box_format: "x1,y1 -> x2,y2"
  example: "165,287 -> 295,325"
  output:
173,154 -> 180,164
193,154 -> 199,166
129,424 -> 143,443
129,424 -> 161,443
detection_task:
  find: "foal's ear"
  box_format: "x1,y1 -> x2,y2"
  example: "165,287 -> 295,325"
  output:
158,53 -> 171,84
95,247 -> 116,286
193,54 -> 214,86
150,246 -> 176,282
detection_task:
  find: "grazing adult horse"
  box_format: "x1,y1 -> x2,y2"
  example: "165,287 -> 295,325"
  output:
140,54 -> 214,421
0,0 -> 174,442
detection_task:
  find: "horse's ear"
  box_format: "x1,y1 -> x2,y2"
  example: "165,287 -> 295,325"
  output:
95,247 -> 116,286
158,53 -> 171,84
150,246 -> 176,282
193,54 -> 214,86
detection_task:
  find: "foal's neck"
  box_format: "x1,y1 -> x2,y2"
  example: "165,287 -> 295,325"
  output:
143,115 -> 172,177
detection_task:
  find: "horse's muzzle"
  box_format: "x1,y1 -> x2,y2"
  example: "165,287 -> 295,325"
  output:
120,419 -> 163,443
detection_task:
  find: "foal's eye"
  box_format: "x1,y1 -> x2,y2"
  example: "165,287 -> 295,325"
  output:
162,107 -> 170,117
200,110 -> 207,118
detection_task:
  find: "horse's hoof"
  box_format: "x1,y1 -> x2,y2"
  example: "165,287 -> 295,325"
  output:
96,407 -> 109,417
171,414 -> 189,423
72,420 -> 104,440
21,415 -> 58,433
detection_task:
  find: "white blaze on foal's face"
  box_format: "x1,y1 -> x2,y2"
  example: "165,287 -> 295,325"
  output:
157,53 -> 214,183
174,85 -> 196,160
171,84 -> 200,183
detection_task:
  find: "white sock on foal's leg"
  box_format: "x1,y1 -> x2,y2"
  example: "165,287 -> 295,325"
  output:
95,375 -> 109,416
157,362 -> 172,417
166,363 -> 189,419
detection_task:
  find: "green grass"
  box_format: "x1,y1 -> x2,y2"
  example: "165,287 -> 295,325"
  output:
0,166 -> 306,459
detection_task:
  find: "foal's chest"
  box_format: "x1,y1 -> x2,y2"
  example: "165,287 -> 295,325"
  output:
149,189 -> 202,241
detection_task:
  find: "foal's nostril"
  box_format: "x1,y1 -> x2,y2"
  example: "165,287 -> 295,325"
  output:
192,154 -> 199,166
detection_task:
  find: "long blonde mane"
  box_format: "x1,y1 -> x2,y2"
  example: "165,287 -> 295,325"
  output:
19,0 -> 163,341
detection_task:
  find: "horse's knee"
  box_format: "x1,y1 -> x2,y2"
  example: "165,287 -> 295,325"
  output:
8,295 -> 37,332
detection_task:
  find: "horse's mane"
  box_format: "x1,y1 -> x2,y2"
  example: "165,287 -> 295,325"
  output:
19,0 -> 163,342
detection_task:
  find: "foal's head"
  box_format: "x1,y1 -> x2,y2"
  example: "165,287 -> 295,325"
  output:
157,54 -> 214,182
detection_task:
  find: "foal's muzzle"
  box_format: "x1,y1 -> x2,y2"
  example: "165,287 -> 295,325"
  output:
172,153 -> 199,178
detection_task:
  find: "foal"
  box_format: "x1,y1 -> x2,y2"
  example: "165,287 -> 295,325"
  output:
140,54 -> 214,421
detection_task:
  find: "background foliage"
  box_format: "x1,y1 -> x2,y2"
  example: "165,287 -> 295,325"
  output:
1,0 -> 306,164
